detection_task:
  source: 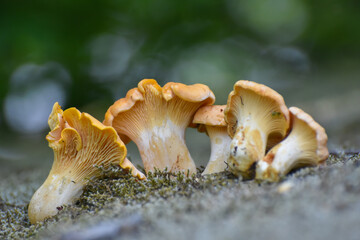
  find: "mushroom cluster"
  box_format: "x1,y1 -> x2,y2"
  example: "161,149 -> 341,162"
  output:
29,79 -> 329,224
223,80 -> 328,181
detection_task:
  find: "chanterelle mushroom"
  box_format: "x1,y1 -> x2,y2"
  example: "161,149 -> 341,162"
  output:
224,80 -> 290,178
104,79 -> 215,175
28,102 -> 145,224
193,105 -> 231,175
256,106 -> 329,182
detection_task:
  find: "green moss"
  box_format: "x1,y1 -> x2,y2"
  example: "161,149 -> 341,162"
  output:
78,165 -> 239,209
0,164 -> 238,239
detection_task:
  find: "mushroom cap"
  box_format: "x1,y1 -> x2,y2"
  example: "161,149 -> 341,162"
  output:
48,107 -> 127,171
29,102 -> 145,223
48,104 -> 144,179
103,87 -> 145,144
193,105 -> 227,134
162,81 -> 215,103
193,105 -> 227,127
104,79 -> 215,129
46,102 -> 66,142
48,102 -> 64,130
288,106 -> 329,162
103,79 -> 215,173
225,80 -> 290,139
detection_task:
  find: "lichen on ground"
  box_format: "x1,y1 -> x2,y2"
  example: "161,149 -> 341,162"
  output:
1,153 -> 360,240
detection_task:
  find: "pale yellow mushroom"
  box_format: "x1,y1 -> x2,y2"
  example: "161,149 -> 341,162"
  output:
193,105 -> 231,175
256,106 -> 329,182
104,79 -> 215,175
28,103 -> 145,224
224,80 -> 290,178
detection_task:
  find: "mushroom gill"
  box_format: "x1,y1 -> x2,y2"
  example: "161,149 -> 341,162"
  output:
256,106 -> 329,182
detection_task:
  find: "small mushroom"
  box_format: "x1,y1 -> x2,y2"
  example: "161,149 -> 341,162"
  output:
224,80 -> 290,178
193,105 -> 231,175
28,103 -> 145,224
104,79 -> 215,175
256,106 -> 329,182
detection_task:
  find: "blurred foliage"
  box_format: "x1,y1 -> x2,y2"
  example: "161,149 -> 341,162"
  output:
0,0 -> 359,132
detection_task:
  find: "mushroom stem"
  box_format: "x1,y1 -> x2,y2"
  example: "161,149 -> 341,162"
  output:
202,126 -> 231,175
134,119 -> 196,174
28,170 -> 85,224
228,121 -> 267,177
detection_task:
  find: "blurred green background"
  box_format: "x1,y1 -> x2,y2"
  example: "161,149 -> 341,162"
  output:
1,0 -> 360,173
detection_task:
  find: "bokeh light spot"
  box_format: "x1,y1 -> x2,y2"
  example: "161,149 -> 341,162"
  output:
89,34 -> 140,82
228,0 -> 308,43
4,63 -> 70,134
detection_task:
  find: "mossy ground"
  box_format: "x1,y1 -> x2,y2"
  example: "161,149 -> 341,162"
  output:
1,153 -> 360,240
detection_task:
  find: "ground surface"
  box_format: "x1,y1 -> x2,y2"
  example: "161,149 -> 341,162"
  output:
1,153 -> 360,240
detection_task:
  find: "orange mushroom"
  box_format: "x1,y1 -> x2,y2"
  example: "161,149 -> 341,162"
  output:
104,79 -> 215,175
193,105 -> 231,175
256,107 -> 329,182
224,80 -> 290,178
28,102 -> 145,224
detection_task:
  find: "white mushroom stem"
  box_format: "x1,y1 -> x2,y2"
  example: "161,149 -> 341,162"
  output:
28,171 -> 86,224
202,126 -> 231,175
228,120 -> 268,176
131,119 -> 196,174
